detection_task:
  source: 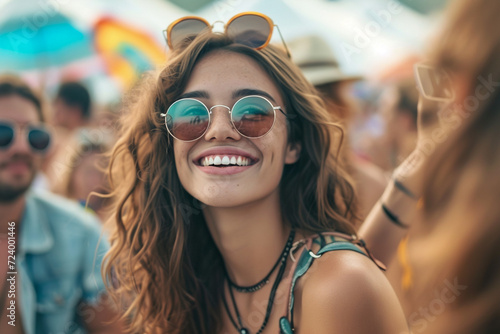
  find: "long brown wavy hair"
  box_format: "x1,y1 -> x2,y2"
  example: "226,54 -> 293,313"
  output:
406,0 -> 500,332
103,32 -> 357,333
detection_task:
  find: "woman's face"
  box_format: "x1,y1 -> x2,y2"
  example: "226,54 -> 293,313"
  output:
173,50 -> 300,208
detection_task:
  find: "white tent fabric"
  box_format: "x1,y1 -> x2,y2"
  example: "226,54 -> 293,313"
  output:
0,0 -> 440,102
198,0 -> 439,76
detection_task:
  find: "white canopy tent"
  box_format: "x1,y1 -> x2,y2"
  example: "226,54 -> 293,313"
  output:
197,0 -> 439,76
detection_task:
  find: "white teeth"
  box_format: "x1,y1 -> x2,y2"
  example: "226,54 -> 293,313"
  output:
200,155 -> 253,166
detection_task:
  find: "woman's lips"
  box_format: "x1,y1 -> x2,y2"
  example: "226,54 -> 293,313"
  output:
193,147 -> 259,169
196,164 -> 255,175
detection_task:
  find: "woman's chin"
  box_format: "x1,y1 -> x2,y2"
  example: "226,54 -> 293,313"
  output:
197,195 -> 249,209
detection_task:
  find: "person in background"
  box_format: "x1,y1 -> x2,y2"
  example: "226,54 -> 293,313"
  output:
46,82 -> 94,190
52,81 -> 92,132
289,35 -> 387,221
0,74 -> 124,334
51,128 -> 113,222
398,0 -> 500,332
369,79 -> 419,171
359,0 -> 500,332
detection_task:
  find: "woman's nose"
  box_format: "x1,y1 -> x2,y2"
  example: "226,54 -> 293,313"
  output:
203,105 -> 242,141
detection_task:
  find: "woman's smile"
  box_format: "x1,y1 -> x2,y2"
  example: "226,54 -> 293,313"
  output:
193,146 -> 259,174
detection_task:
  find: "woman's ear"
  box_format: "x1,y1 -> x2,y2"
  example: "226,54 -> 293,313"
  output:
285,142 -> 301,164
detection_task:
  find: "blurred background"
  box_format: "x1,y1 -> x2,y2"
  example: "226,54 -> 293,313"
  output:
0,0 -> 448,103
0,0 -> 451,220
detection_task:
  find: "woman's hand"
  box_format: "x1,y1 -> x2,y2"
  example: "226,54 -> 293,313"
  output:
393,96 -> 453,195
358,94 -> 454,264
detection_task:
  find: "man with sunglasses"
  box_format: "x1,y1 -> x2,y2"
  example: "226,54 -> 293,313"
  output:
0,75 -> 123,334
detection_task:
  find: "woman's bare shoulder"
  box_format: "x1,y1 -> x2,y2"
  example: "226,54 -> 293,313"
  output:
293,249 -> 408,334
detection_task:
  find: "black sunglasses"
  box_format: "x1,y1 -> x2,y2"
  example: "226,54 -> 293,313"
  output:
0,121 -> 51,152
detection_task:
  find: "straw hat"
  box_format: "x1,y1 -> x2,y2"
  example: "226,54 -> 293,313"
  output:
289,35 -> 363,86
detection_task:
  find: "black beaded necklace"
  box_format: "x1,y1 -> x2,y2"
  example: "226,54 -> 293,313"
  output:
226,229 -> 295,293
222,230 -> 295,334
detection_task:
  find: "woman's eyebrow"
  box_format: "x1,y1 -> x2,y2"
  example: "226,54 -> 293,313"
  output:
178,90 -> 210,100
178,89 -> 277,103
232,89 -> 277,103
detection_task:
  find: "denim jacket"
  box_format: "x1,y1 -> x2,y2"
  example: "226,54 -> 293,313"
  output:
17,191 -> 109,334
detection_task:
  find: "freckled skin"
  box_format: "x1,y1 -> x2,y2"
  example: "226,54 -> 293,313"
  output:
173,51 -> 299,208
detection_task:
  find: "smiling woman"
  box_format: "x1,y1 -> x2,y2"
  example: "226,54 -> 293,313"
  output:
103,13 -> 407,334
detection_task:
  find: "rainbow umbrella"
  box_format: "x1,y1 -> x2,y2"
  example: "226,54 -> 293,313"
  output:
94,17 -> 167,89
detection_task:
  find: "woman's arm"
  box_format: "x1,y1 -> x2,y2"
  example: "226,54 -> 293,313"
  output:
358,97 -> 448,265
357,153 -> 423,265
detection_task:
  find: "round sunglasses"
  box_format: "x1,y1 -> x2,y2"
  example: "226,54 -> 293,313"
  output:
0,121 -> 51,152
160,95 -> 287,142
164,12 -> 290,57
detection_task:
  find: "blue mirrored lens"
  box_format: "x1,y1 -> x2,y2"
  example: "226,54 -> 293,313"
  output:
232,96 -> 274,137
167,99 -> 209,141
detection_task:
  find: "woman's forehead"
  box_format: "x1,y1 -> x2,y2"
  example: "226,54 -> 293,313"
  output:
184,50 -> 282,102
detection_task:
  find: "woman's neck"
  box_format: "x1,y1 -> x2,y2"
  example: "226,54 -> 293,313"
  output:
203,190 -> 290,286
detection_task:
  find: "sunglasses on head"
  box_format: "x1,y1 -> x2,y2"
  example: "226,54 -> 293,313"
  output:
160,95 -> 287,142
164,12 -> 291,57
0,121 -> 51,152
